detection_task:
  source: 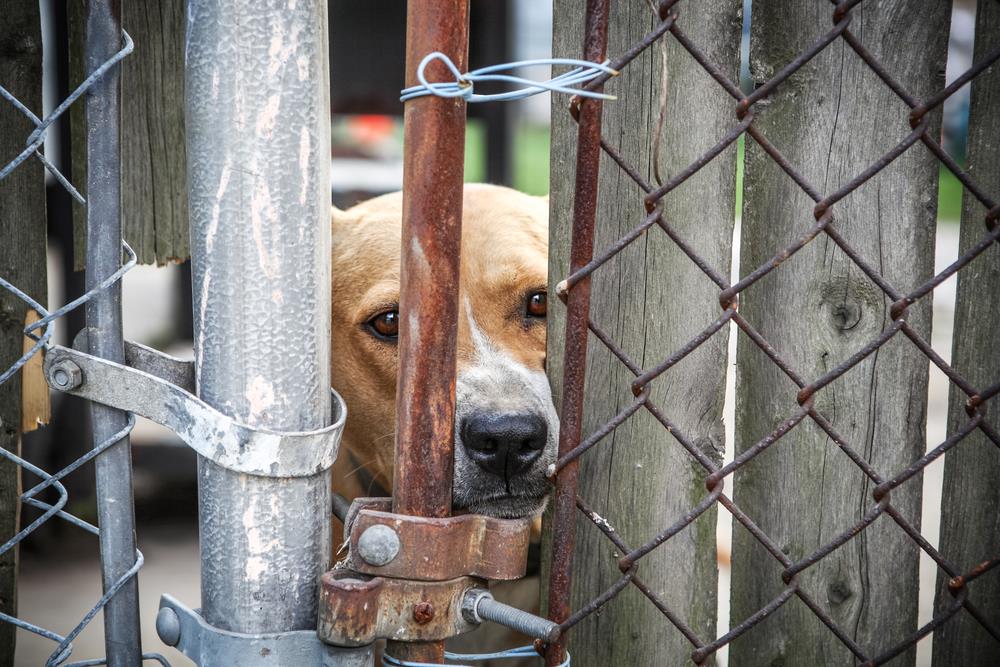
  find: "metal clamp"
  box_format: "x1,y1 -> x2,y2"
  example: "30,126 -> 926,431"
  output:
320,498 -> 554,648
344,498 -> 532,581
157,594 -> 373,666
317,572 -> 560,648
43,338 -> 346,478
318,571 -> 479,646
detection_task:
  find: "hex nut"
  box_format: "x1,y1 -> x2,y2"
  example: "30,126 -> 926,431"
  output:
356,524 -> 401,567
49,359 -> 83,391
155,607 -> 181,647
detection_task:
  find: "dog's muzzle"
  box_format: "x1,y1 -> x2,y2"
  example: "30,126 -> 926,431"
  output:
460,412 -> 547,479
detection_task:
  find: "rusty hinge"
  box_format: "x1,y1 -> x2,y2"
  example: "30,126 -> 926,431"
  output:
317,498 -> 557,648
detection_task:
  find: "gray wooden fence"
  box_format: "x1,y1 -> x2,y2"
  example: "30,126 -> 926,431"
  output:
732,1 -> 946,663
546,1 -> 998,665
0,3 -> 47,663
548,1 -> 739,664
934,4 -> 1000,665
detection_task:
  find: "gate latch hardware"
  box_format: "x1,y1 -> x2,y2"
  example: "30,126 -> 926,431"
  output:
319,497 -> 558,647
157,594 -> 373,666
345,497 -> 530,581
42,331 -> 346,478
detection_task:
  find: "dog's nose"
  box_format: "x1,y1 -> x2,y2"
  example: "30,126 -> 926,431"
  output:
461,413 -> 547,478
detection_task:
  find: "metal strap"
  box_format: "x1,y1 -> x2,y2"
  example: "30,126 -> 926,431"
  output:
44,342 -> 346,478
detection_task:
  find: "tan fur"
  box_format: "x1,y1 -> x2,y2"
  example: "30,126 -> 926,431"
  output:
330,184 -> 549,506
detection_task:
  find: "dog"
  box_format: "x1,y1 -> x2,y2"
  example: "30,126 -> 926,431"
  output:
329,183 -> 557,521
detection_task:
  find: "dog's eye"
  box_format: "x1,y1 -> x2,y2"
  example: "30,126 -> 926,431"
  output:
526,291 -> 547,318
366,310 -> 399,340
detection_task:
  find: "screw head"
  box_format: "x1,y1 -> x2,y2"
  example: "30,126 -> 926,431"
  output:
156,607 -> 181,647
49,359 -> 82,391
356,524 -> 400,567
413,601 -> 435,624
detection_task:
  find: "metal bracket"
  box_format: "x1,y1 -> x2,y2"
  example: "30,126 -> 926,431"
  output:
318,498 -> 555,648
317,571 -> 479,646
43,337 -> 346,478
345,498 -> 531,581
157,594 -> 373,666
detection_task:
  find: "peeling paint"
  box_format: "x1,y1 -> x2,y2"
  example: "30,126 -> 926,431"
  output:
246,376 -> 276,421
250,183 -> 279,279
299,127 -> 310,205
206,163 -> 232,253
195,271 -> 211,380
255,95 -> 281,138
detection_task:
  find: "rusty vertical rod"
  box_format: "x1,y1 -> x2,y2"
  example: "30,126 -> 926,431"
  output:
390,0 -> 469,663
545,1 -> 610,666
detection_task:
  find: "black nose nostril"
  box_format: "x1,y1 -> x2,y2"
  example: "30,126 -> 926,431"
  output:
461,413 -> 547,478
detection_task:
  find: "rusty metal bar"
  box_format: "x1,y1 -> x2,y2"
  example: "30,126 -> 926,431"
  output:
389,0 -> 469,663
544,2 -> 609,666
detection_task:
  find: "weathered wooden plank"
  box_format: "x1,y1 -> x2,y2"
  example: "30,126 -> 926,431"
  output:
121,0 -> 188,265
932,3 -> 1000,663
731,2 -> 948,664
72,0 -> 188,268
0,1 -> 48,662
548,1 -> 740,664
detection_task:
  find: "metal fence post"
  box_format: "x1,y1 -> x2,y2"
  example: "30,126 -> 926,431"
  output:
185,0 -> 333,637
388,0 -> 469,663
84,1 -> 143,664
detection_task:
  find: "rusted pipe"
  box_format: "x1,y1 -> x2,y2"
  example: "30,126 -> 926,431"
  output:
390,0 -> 470,663
545,2 -> 610,666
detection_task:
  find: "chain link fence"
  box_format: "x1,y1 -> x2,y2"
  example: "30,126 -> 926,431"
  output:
545,0 -> 999,664
0,26 -> 170,667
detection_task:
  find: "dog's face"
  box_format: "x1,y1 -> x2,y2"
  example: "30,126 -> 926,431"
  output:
330,184 -> 557,519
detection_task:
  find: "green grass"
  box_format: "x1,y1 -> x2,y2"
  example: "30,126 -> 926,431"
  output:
513,125 -> 552,196
463,121 -> 550,195
463,121 -> 487,184
937,165 -> 963,222
468,126 -> 965,221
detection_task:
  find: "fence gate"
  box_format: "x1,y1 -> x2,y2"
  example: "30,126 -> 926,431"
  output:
543,1 -> 1000,666
3,0 -> 559,665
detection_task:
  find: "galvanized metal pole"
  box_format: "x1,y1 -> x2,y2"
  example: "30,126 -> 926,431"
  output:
185,0 -> 333,637
389,0 -> 469,662
545,1 -> 609,665
83,1 -> 143,664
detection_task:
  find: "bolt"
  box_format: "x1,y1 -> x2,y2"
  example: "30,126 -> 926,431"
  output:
356,524 -> 401,567
156,607 -> 181,647
413,601 -> 435,624
48,359 -> 82,391
461,588 -> 560,643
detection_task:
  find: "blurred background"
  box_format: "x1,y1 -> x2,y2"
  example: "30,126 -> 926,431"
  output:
13,0 -> 978,664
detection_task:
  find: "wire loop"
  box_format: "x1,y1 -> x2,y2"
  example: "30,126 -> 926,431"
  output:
401,52 -> 617,103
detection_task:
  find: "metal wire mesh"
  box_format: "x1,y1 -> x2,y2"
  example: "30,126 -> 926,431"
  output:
0,29 -> 169,667
546,0 -> 1000,664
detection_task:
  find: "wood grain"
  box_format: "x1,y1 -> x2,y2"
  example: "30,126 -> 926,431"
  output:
731,2 -> 948,664
72,0 -> 188,268
932,2 -> 1000,664
548,1 -> 740,663
0,2 -> 47,662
